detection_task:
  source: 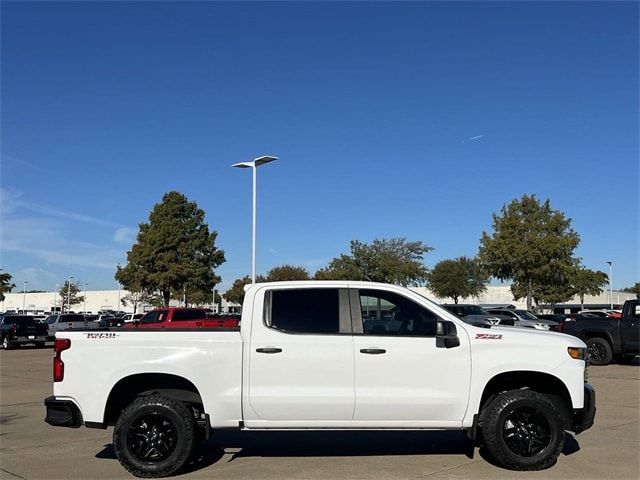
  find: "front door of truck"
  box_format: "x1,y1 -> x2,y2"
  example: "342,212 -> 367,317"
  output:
246,287 -> 355,425
620,301 -> 640,354
351,287 -> 471,426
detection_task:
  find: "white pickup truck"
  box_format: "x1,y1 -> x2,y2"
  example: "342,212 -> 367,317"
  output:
44,281 -> 595,478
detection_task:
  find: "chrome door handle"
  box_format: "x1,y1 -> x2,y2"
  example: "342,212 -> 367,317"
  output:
256,347 -> 283,354
360,348 -> 386,355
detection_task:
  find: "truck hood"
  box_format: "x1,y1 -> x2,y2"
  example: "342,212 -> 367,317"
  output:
472,324 -> 585,346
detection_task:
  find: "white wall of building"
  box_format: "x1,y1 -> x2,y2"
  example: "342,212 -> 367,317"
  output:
1,289 -> 240,314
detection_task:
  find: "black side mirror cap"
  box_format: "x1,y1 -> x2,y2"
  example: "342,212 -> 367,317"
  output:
436,320 -> 460,348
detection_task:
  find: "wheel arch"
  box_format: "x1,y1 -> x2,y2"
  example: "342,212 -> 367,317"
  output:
103,373 -> 205,426
478,370 -> 573,424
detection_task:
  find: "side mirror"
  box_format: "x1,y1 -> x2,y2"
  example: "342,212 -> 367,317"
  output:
133,319 -> 140,326
436,320 -> 460,349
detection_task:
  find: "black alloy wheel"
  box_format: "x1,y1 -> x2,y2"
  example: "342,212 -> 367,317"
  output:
502,406 -> 552,457
586,337 -> 612,365
588,342 -> 605,363
126,412 -> 178,463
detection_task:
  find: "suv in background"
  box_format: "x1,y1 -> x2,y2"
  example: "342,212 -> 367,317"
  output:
46,313 -> 99,339
441,304 -> 512,327
485,308 -> 559,330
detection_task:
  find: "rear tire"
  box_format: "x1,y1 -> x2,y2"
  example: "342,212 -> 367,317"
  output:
113,394 -> 197,478
1,336 -> 13,350
480,389 -> 566,471
587,337 -> 613,366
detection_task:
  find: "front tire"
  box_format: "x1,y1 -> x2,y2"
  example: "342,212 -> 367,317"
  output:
481,389 -> 566,471
113,395 -> 197,478
587,337 -> 613,366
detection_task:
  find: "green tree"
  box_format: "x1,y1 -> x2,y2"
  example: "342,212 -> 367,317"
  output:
58,281 -> 85,312
116,191 -> 225,306
571,267 -> 609,309
224,276 -> 263,306
621,282 -> 640,299
265,265 -> 310,282
0,272 -> 16,302
479,195 -> 580,311
314,238 -> 432,286
427,257 -> 488,304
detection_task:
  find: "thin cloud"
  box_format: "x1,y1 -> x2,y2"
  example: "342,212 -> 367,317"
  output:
113,227 -> 137,245
461,134 -> 485,143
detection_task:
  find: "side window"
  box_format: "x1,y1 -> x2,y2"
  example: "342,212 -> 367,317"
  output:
359,289 -> 437,337
172,309 -> 205,321
141,311 -> 159,324
265,288 -> 340,334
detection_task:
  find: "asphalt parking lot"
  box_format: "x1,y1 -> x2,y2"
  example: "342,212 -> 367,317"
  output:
0,347 -> 638,480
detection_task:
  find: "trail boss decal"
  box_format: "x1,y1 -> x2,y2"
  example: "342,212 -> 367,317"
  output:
476,333 -> 503,340
86,332 -> 119,339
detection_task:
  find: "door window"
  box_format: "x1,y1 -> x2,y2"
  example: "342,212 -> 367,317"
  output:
358,289 -> 437,336
265,289 -> 340,334
141,311 -> 166,324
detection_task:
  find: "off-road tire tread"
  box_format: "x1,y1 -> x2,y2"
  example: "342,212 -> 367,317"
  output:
481,389 -> 565,471
113,394 -> 197,478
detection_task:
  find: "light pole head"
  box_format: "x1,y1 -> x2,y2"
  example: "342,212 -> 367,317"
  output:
232,155 -> 278,169
606,261 -> 612,267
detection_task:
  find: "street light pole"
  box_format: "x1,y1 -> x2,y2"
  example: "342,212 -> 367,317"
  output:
232,155 -> 278,283
22,281 -> 28,314
53,284 -> 58,312
84,283 -> 89,313
67,276 -> 74,313
606,261 -> 613,309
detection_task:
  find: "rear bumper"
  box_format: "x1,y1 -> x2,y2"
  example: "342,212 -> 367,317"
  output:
11,335 -> 48,344
573,384 -> 596,434
44,396 -> 82,428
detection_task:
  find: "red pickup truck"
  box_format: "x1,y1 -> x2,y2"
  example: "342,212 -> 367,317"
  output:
123,307 -> 239,329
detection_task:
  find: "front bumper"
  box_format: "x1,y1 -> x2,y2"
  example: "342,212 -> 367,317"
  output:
573,384 -> 596,434
44,396 -> 82,428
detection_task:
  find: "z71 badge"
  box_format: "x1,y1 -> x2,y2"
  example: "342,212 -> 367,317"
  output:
476,333 -> 503,340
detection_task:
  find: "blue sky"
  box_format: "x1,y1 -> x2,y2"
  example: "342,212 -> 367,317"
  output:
1,1 -> 638,293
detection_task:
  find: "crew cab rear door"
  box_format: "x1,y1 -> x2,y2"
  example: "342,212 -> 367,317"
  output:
351,287 -> 471,426
245,286 -> 355,425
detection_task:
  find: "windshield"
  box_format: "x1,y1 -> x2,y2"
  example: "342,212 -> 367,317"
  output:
515,310 -> 539,321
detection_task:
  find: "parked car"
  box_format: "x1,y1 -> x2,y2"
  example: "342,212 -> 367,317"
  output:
563,299 -> 639,365
485,308 -> 559,330
123,313 -> 144,323
123,307 -> 240,329
98,316 -> 125,328
46,281 -> 595,477
46,314 -> 99,339
441,304 -> 511,327
1,314 -> 49,349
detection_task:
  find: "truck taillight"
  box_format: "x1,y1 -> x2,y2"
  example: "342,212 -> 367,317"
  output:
53,338 -> 71,382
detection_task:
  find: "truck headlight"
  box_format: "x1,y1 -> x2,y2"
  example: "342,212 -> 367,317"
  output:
568,347 -> 587,360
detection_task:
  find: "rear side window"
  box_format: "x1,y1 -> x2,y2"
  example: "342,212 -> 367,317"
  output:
3,316 -> 35,325
172,309 -> 206,321
60,315 -> 85,322
266,289 -> 340,334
